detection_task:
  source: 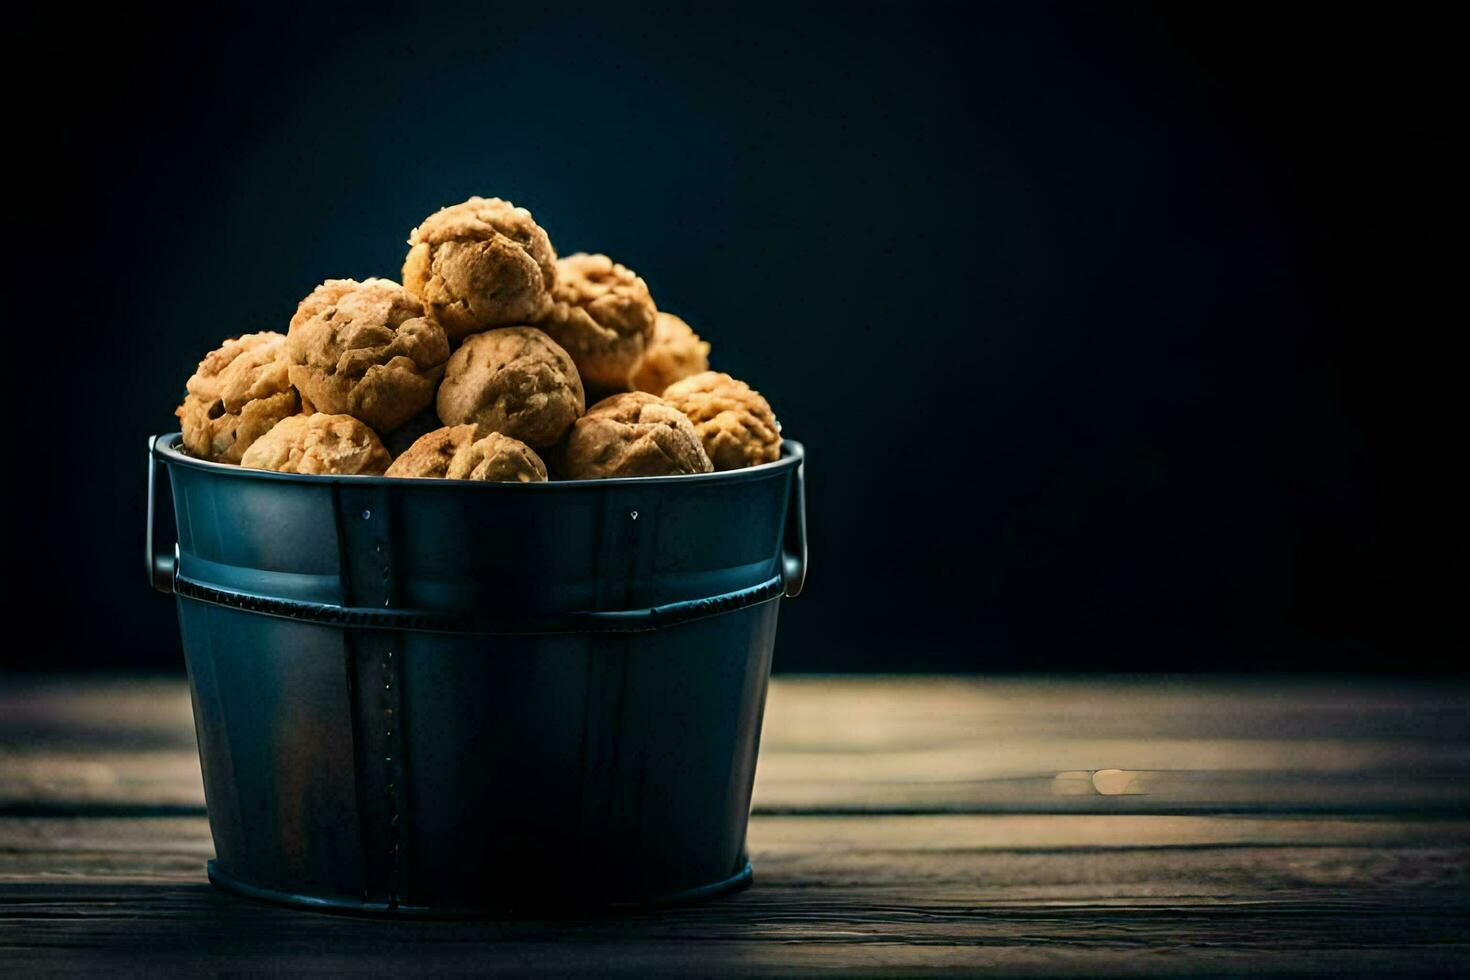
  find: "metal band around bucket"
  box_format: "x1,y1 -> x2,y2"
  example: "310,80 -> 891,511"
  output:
148,434 -> 808,602
172,572 -> 788,636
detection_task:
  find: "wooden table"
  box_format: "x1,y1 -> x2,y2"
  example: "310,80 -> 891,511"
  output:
3,676 -> 1467,975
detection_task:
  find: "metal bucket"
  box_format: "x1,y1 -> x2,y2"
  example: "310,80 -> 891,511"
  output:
145,432 -> 807,916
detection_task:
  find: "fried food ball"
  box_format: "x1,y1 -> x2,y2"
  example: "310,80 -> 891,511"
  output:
661,371 -> 781,470
176,332 -> 301,463
630,312 -> 711,394
382,406 -> 443,458
536,253 -> 656,392
555,391 -> 712,480
402,196 -> 558,339
436,327 -> 584,448
240,413 -> 391,475
285,278 -> 449,434
385,425 -> 547,483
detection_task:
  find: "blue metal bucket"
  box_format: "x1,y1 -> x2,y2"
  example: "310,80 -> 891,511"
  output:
146,432 -> 806,915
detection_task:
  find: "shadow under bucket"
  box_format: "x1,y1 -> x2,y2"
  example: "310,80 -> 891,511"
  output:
146,433 -> 807,916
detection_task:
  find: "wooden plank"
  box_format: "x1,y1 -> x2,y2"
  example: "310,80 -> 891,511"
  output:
0,678 -> 195,748
756,676 -> 1470,814
12,676 -> 1463,748
9,811 -> 1470,858
0,750 -> 205,812
5,677 -> 1468,814
763,676 -> 1470,742
4,679 -> 1469,974
7,749 -> 1466,815
2,814 -> 1467,975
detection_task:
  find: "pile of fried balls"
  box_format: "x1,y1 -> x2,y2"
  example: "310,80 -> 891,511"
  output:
175,197 -> 782,481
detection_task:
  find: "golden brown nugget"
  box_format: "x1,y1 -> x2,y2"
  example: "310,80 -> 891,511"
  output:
382,406 -> 443,458
556,391 -> 712,480
536,253 -> 656,392
662,371 -> 781,470
176,332 -> 301,463
630,312 -> 711,394
402,197 -> 558,339
286,278 -> 449,434
385,425 -> 547,483
436,327 -> 584,448
240,413 -> 391,475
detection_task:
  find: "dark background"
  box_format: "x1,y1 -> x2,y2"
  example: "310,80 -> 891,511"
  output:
6,2 -> 1463,672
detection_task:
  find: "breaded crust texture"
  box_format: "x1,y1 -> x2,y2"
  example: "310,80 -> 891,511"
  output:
240,413 -> 392,475
285,278 -> 449,434
661,371 -> 781,470
630,312 -> 711,394
176,331 -> 300,463
536,253 -> 656,392
402,197 -> 558,340
556,391 -> 713,479
436,327 -> 585,448
385,425 -> 547,482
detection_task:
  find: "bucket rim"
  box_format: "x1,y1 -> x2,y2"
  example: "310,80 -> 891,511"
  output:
150,432 -> 803,490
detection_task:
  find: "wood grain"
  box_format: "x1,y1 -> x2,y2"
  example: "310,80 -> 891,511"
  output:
2,814 -> 1467,975
5,676 -> 1467,814
2,676 -> 1467,974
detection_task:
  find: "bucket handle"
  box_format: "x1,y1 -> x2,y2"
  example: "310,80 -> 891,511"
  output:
147,435 -> 178,593
782,441 -> 807,598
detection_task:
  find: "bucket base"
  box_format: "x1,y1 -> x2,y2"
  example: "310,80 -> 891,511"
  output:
206,859 -> 754,918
